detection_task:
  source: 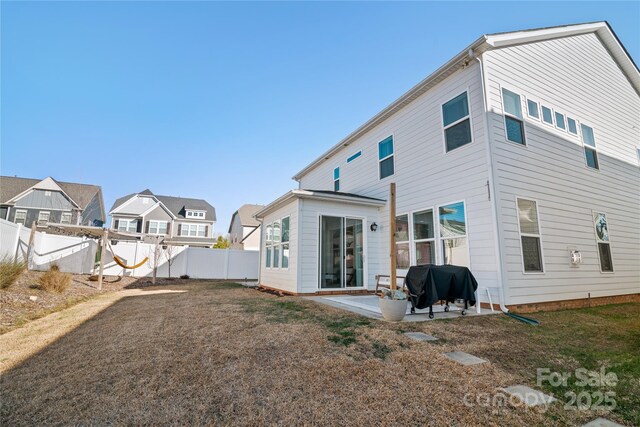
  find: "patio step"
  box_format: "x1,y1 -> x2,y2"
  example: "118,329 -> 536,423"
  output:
502,385 -> 556,407
443,351 -> 487,366
581,418 -> 625,427
404,332 -> 438,342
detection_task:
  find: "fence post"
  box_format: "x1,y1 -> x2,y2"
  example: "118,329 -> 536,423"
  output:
184,247 -> 190,278
13,223 -> 22,262
223,249 -> 230,280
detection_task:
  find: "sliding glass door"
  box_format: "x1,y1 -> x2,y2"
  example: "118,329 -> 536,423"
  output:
320,216 -> 364,289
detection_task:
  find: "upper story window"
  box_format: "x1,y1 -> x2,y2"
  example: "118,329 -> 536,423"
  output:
502,88 -> 525,145
61,212 -> 72,224
581,124 -> 599,170
38,211 -> 50,224
333,167 -> 340,191
180,224 -> 206,237
555,112 -> 566,131
541,105 -> 553,125
14,210 -> 27,225
186,210 -> 205,218
117,219 -> 138,233
347,151 -> 361,163
567,117 -> 578,135
378,136 -> 394,179
148,220 -> 168,235
442,92 -> 472,152
526,99 -> 539,119
44,191 -> 52,197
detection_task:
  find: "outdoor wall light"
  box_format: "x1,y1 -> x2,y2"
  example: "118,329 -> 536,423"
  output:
370,222 -> 378,232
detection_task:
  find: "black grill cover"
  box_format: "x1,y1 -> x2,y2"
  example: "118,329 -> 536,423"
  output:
404,264 -> 478,309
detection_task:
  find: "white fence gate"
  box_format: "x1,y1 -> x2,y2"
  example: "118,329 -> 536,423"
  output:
0,219 -> 259,280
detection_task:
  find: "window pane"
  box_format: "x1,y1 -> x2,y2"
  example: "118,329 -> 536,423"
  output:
442,237 -> 469,267
396,242 -> 410,269
521,236 -> 543,272
445,119 -> 472,152
593,213 -> 609,242
542,106 -> 553,124
395,215 -> 409,242
527,99 -> 539,118
378,136 -> 393,159
567,117 -> 577,134
442,92 -> 469,126
413,210 -> 434,240
61,213 -> 72,224
439,202 -> 466,237
555,112 -> 566,130
598,243 -> 613,272
333,167 -> 340,180
585,147 -> 599,169
517,199 -> 540,235
197,225 -> 206,237
415,241 -> 435,265
347,151 -> 361,163
273,246 -> 280,268
502,88 -> 522,118
379,156 -> 394,179
334,179 -> 340,191
266,246 -> 272,267
149,222 -> 158,234
190,226 -> 197,237
282,243 -> 289,268
505,116 -> 525,145
266,224 -> 273,243
581,124 -> 596,147
158,223 -> 167,234
273,222 -> 281,242
281,217 -> 290,242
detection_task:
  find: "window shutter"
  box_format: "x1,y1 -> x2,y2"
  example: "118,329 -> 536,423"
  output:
136,220 -> 142,233
205,226 -> 209,237
177,224 -> 182,236
145,221 -> 150,233
114,219 -> 119,230
166,222 -> 171,235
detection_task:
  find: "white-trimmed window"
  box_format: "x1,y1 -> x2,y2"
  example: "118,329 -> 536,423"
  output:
272,221 -> 281,268
265,224 -> 273,268
567,117 -> 578,135
413,209 -> 435,265
516,198 -> 543,273
394,214 -> 410,269
378,136 -> 394,179
264,217 -> 289,269
117,219 -> 138,232
38,211 -> 51,224
526,99 -> 540,119
60,212 -> 72,224
502,88 -> 525,145
347,151 -> 361,163
14,210 -> 27,225
148,220 -> 168,235
541,105 -> 553,125
581,124 -> 599,170
593,212 -> 613,272
281,217 -> 290,269
180,224 -> 206,237
334,167 -> 340,191
555,111 -> 566,131
442,92 -> 472,152
439,201 -> 469,267
186,210 -> 205,218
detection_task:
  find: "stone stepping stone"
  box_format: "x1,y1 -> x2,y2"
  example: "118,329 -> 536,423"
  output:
404,332 -> 438,342
581,418 -> 625,427
443,351 -> 487,365
502,385 -> 556,407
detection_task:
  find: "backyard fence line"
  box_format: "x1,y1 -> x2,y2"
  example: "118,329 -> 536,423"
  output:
0,219 -> 259,280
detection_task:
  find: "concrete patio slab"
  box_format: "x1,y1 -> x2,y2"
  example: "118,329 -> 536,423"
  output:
307,295 -> 495,322
443,351 -> 488,366
502,385 -> 557,407
404,332 -> 438,341
581,418 -> 625,427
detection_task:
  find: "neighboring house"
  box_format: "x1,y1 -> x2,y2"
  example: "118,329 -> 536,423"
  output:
255,22 -> 640,311
0,176 -> 105,228
109,189 -> 217,247
228,204 -> 264,250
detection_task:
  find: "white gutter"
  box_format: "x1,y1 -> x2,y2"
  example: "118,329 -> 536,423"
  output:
476,54 -> 509,313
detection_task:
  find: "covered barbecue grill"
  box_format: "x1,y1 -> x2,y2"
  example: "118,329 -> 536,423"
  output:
404,264 -> 478,318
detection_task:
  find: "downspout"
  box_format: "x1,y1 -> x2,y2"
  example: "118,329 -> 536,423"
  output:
257,217 -> 264,286
476,53 -> 510,313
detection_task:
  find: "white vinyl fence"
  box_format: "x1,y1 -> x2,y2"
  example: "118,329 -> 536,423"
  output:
0,219 -> 259,280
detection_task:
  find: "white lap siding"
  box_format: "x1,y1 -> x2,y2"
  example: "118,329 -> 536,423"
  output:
259,200 -> 299,293
297,62 -> 500,296
483,33 -> 640,305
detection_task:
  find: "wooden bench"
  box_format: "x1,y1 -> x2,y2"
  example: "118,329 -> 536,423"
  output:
375,274 -> 407,294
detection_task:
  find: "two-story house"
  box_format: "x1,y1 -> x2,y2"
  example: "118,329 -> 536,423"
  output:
228,204 -> 264,251
109,189 -> 216,247
0,176 -> 105,227
255,22 -> 640,311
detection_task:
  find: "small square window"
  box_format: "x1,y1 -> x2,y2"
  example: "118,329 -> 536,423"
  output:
555,112 -> 566,130
567,117 -> 578,134
527,99 -> 539,119
541,106 -> 553,125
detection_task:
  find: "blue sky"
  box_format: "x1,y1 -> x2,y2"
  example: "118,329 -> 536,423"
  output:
2,1 -> 638,232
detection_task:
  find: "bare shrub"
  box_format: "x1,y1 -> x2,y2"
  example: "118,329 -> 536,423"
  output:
0,256 -> 26,289
37,264 -> 71,293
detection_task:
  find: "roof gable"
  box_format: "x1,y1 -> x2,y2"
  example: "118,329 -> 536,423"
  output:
0,176 -> 101,210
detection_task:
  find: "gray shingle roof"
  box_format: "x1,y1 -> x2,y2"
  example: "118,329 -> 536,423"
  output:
229,204 -> 264,231
0,176 -> 103,211
110,190 -> 216,222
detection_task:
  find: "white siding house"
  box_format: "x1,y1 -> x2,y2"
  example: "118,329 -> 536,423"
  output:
256,22 -> 640,310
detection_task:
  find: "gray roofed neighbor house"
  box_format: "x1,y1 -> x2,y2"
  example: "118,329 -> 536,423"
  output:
228,204 -> 264,232
0,176 -> 104,219
110,190 -> 216,221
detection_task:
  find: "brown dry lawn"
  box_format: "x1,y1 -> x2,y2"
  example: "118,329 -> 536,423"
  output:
1,281 -> 637,426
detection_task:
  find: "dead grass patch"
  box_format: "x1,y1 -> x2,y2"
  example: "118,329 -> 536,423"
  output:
0,257 -> 26,290
36,265 -> 71,293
